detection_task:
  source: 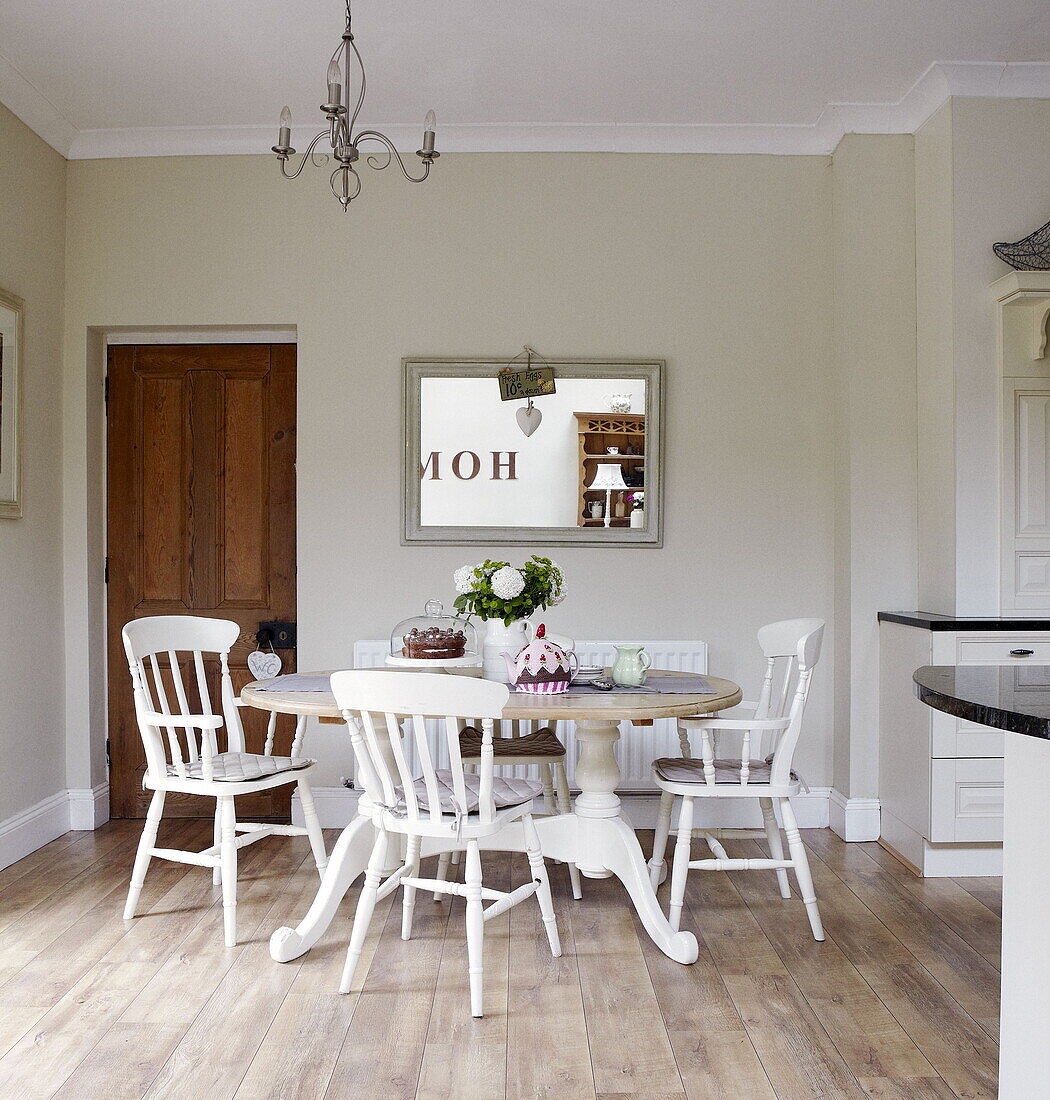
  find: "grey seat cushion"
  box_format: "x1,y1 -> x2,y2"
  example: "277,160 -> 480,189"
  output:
653,756 -> 798,785
459,724 -> 566,760
393,769 -> 542,816
168,751 -> 314,782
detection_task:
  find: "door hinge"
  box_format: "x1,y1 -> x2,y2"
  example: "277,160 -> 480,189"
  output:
105,738 -> 111,771
103,376 -> 109,406
104,557 -> 109,584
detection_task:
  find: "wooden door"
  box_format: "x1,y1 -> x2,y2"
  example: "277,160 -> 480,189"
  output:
106,344 -> 297,820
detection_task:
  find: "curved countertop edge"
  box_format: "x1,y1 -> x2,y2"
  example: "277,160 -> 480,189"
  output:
913,665 -> 1050,740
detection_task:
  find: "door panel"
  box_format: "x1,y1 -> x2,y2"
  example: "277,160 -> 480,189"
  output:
1003,380 -> 1050,610
107,344 -> 297,820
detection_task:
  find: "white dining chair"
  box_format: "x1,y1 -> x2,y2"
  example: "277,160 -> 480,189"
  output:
331,670 -> 561,1018
648,619 -> 825,941
121,615 -> 328,947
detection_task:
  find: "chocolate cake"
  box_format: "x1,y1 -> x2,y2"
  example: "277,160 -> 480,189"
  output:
402,626 -> 467,660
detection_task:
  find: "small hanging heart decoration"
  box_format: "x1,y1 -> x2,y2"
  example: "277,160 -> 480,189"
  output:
516,405 -> 542,437
247,649 -> 283,680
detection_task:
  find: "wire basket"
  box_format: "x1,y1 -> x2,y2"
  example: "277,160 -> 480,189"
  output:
994,218 -> 1050,271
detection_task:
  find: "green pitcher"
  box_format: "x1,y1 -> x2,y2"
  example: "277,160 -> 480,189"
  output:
611,643 -> 652,687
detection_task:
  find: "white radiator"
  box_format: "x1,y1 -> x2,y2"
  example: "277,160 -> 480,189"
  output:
351,639 -> 708,793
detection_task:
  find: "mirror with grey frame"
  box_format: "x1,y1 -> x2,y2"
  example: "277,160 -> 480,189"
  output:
402,358 -> 664,546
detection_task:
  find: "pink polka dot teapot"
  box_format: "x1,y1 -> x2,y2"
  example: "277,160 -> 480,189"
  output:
502,624 -> 579,694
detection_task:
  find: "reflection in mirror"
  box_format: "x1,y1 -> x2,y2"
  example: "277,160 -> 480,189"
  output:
419,378 -> 646,528
403,359 -> 663,546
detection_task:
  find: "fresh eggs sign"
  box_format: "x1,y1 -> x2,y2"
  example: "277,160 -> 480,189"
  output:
497,365 -> 556,402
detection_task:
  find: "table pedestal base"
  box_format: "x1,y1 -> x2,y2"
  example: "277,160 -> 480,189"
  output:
270,716 -> 698,967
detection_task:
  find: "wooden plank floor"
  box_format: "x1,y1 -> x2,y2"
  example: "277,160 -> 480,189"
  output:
0,822 -> 1000,1099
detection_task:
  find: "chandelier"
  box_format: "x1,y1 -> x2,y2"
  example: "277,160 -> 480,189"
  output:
272,0 -> 438,211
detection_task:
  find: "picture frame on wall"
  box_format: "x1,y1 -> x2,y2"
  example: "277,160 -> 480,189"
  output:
0,288 -> 24,518
402,357 -> 664,546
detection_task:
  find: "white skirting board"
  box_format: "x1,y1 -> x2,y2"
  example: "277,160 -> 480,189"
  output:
68,782 -> 112,831
0,783 -> 111,871
293,785 -> 836,831
828,790 -> 882,842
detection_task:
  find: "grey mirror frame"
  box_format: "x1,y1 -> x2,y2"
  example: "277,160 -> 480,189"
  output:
402,357 -> 664,546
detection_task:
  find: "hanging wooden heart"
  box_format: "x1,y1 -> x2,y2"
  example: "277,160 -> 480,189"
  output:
247,649 -> 283,680
516,405 -> 542,437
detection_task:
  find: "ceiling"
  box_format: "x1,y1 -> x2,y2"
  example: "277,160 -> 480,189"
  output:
2,0 -> 1050,159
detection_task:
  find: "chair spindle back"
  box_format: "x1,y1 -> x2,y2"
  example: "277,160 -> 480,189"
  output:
122,616 -> 242,781
331,671 -> 510,828
699,618 -> 824,786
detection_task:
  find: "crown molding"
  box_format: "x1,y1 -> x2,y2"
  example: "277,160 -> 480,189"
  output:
0,49 -> 78,155
4,60 -> 1050,161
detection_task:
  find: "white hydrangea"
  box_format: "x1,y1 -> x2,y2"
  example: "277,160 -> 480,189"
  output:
491,565 -> 525,599
453,564 -> 478,594
547,560 -> 566,605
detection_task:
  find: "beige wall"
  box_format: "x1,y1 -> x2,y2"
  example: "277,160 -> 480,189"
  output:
951,98 -> 1050,614
912,98 -> 1050,616
914,103 -> 957,614
0,104 -> 67,820
63,152 -> 839,790
831,133 -> 918,798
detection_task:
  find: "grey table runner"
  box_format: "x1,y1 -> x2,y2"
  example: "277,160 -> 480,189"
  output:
254,674 -> 333,692
567,674 -> 714,695
253,672 -> 716,695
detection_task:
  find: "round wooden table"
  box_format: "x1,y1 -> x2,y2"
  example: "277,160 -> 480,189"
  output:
242,668 -> 741,965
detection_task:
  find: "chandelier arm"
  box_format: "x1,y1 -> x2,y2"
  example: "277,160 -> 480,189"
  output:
353,130 -> 431,182
346,36 -> 368,136
280,130 -> 334,179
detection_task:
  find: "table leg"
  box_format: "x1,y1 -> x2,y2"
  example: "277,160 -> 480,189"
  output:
269,813 -> 376,962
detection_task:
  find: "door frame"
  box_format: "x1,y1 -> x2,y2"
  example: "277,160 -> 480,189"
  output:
76,325 -> 297,829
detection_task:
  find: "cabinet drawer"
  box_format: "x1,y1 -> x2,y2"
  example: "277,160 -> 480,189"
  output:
929,758 -> 1004,843
955,636 -> 1050,663
931,711 -> 1004,758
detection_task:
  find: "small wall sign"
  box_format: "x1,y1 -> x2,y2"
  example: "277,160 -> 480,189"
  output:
498,365 -> 556,402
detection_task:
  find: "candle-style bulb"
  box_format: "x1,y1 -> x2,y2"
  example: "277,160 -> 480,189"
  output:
327,59 -> 342,86
276,105 -> 292,152
421,109 -> 437,156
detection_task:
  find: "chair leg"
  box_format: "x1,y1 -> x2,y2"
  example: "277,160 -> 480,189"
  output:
296,777 -> 328,880
212,802 -> 222,886
402,834 -> 421,941
523,814 -> 561,958
219,796 -> 238,947
540,764 -> 557,815
760,797 -> 791,899
649,789 -> 675,889
340,829 -> 390,994
677,724 -> 692,758
464,839 -> 485,1018
553,763 -> 582,900
668,796 -> 694,933
433,852 -> 451,902
780,798 -> 825,942
124,790 -> 165,920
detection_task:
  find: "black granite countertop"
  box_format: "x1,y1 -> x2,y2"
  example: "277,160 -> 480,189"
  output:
881,611 -> 1050,631
914,665 -> 1050,739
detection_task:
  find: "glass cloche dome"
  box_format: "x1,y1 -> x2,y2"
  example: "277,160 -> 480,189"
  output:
388,599 -> 479,665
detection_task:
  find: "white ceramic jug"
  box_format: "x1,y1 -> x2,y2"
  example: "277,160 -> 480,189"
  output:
610,643 -> 651,687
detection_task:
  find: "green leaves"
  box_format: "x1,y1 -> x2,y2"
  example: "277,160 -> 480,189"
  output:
450,555 -> 565,622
